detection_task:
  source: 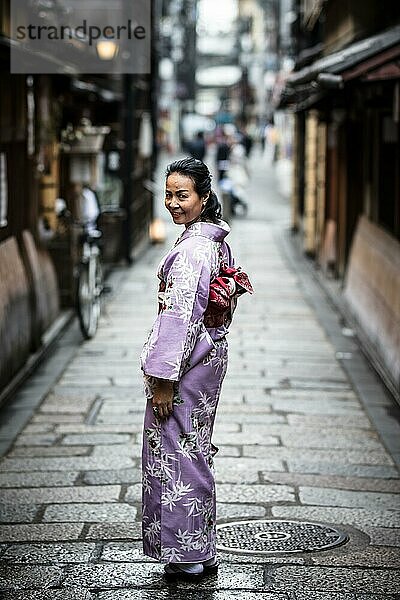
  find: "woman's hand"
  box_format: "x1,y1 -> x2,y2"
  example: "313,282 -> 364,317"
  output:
152,378 -> 174,419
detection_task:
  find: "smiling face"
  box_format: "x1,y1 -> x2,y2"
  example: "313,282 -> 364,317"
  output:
165,172 -> 208,227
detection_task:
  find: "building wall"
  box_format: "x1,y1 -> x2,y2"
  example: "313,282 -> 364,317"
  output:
303,110 -> 318,255
344,216 -> 400,391
0,45 -> 155,396
0,72 -> 61,391
288,1 -> 400,393
324,0 -> 400,54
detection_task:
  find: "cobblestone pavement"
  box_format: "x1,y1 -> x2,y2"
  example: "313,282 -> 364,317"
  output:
1,150 -> 400,599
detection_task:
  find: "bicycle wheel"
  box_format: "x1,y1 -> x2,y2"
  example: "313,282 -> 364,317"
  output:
76,256 -> 102,339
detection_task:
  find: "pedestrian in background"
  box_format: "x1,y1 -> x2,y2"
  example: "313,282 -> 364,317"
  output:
226,136 -> 250,215
215,131 -> 231,181
264,120 -> 280,164
140,157 -> 252,581
237,125 -> 253,158
188,131 -> 206,161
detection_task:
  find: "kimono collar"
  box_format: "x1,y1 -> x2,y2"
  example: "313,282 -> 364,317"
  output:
176,220 -> 230,244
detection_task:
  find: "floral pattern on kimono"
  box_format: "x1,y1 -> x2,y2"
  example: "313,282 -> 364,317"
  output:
141,234 -> 221,381
141,220 -> 234,563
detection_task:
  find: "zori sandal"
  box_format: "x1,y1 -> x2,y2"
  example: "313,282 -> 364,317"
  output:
203,557 -> 219,575
164,563 -> 204,582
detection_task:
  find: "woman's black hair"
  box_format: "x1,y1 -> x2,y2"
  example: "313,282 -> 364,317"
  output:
165,157 -> 222,224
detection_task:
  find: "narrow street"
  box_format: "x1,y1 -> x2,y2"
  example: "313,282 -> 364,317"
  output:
0,150 -> 399,598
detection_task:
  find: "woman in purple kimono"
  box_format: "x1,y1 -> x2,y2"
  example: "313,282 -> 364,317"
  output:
140,158 -> 243,581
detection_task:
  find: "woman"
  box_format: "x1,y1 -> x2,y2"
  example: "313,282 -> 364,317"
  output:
140,158 -> 244,581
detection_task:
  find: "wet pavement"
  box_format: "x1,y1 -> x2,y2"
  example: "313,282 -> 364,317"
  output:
0,149 -> 399,598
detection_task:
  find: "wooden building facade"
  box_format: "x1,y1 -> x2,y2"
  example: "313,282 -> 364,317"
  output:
0,0 -> 157,397
280,0 -> 400,395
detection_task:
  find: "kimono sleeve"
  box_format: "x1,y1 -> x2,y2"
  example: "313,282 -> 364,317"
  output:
141,239 -> 214,381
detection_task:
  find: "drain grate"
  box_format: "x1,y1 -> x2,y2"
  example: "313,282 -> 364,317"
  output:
216,520 -> 349,555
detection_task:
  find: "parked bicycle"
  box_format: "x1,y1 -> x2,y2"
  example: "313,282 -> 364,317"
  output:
75,223 -> 105,339
57,202 -> 108,340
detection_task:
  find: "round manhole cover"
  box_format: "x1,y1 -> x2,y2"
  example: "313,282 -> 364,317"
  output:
216,520 -> 349,555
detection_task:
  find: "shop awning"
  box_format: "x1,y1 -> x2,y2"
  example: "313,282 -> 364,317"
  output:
288,24 -> 400,85
279,24 -> 400,110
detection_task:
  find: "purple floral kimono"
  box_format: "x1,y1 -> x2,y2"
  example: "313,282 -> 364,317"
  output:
140,220 -> 234,563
